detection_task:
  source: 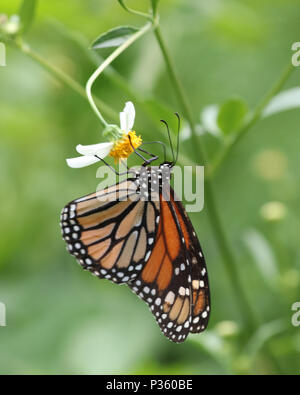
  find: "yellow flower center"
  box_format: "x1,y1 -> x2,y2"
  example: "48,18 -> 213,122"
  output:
109,131 -> 142,161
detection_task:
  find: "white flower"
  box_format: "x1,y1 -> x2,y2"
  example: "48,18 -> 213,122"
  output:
66,101 -> 136,168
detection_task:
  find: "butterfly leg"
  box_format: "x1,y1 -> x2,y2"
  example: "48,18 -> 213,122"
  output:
94,155 -> 130,176
120,159 -> 130,170
138,147 -> 160,163
139,141 -> 167,163
128,135 -> 159,165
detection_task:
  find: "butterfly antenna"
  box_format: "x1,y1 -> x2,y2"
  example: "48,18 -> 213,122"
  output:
174,112 -> 181,165
160,119 -> 175,163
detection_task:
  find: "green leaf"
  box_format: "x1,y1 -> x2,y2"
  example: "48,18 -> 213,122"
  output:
19,0 -> 37,34
263,87 -> 300,117
217,97 -> 248,135
91,26 -> 139,50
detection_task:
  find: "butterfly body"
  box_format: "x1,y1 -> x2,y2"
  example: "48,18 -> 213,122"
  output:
61,162 -> 210,343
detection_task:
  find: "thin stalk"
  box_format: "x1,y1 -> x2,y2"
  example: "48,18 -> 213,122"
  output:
47,19 -> 141,100
14,27 -> 195,165
209,62 -> 295,178
16,40 -> 118,121
86,22 -> 152,127
154,25 -> 257,332
117,0 -> 152,19
48,20 -> 198,165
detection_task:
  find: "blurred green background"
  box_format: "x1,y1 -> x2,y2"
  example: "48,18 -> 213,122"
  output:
0,0 -> 300,375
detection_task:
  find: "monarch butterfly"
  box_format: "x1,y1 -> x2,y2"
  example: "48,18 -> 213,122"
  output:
60,115 -> 210,343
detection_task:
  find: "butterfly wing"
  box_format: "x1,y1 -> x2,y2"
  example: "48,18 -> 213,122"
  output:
129,184 -> 210,343
171,190 -> 210,334
60,179 -> 160,283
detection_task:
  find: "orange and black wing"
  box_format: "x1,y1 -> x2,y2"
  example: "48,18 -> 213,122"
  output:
171,191 -> 210,334
60,179 -> 160,283
129,185 -> 210,343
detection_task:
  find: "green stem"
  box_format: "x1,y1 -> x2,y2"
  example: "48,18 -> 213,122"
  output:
49,20 -> 162,130
86,22 -> 152,128
14,25 -> 193,165
209,62 -> 295,178
154,25 -> 257,332
117,0 -> 152,19
154,27 -> 197,142
47,19 -> 140,100
16,40 -> 118,121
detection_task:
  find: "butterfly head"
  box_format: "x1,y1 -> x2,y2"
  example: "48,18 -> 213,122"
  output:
159,161 -> 174,170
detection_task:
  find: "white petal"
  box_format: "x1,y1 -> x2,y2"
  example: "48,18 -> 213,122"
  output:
120,101 -> 135,134
66,155 -> 100,168
76,142 -> 113,157
120,111 -> 128,133
125,101 -> 135,131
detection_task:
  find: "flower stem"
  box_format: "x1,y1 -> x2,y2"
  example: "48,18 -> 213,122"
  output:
15,40 -> 118,121
154,25 -> 257,332
209,62 -> 295,178
117,0 -> 152,19
86,22 -> 153,128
